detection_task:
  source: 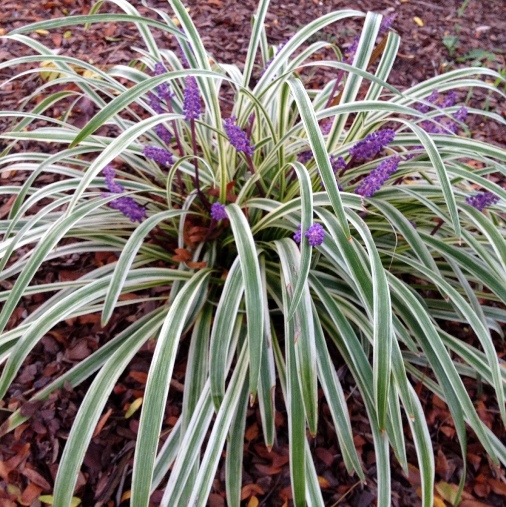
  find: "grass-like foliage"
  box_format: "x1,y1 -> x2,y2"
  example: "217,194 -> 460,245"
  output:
1,0 -> 506,505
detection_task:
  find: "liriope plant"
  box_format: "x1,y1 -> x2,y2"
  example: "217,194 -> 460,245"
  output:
0,0 -> 505,505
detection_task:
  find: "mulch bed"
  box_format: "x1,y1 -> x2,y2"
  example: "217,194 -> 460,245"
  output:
0,0 -> 505,505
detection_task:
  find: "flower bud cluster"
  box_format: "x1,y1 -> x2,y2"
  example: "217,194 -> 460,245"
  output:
465,191 -> 500,211
102,166 -> 146,223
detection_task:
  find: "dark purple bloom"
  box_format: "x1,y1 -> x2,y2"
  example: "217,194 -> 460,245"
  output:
344,35 -> 360,64
379,14 -> 396,35
154,124 -> 172,146
349,129 -> 395,162
453,106 -> 468,123
441,91 -> 457,108
465,192 -> 500,211
148,92 -> 164,115
102,166 -> 146,223
305,223 -> 325,246
143,146 -> 174,166
153,63 -> 174,103
293,223 -> 325,246
103,165 -> 125,194
224,116 -> 255,156
293,224 -> 302,243
321,121 -> 332,135
355,155 -> 401,197
211,202 -> 228,220
416,89 -> 439,113
330,155 -> 346,173
298,150 -> 313,164
109,196 -> 147,222
183,76 -> 201,121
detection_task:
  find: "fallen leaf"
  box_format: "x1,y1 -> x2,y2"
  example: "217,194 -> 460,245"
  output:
92,408 -> 113,438
241,483 -> 265,500
413,16 -> 424,27
247,497 -> 259,507
125,397 -> 143,418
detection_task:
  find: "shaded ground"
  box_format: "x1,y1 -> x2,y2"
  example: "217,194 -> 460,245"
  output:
0,0 -> 505,506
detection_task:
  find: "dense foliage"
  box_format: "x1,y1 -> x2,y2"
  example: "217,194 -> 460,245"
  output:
0,0 -> 505,505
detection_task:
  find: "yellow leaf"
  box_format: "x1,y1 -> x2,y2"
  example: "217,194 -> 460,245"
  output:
247,497 -> 259,507
317,476 -> 331,488
125,397 -> 143,418
436,481 -> 459,505
40,61 -> 62,82
64,30 -> 72,39
39,495 -> 81,506
433,496 -> 447,507
413,16 -> 424,27
35,29 -> 50,35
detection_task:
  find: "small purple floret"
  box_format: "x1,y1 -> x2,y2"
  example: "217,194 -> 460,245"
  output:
143,146 -> 174,166
355,155 -> 401,197
330,155 -> 346,173
293,223 -> 325,246
465,192 -> 500,211
305,223 -> 325,246
148,92 -> 164,115
183,76 -> 201,121
102,166 -> 146,223
224,116 -> 255,156
109,196 -> 147,223
154,124 -> 172,146
211,202 -> 228,221
293,224 -> 302,244
349,129 -> 395,162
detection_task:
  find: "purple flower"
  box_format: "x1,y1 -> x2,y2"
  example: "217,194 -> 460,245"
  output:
143,146 -> 174,166
183,76 -> 201,121
153,62 -> 174,103
321,121 -> 332,135
298,150 -> 313,164
293,224 -> 302,243
103,165 -> 125,194
154,124 -> 172,146
344,35 -> 360,64
465,192 -> 500,211
416,90 -> 439,113
305,223 -> 325,246
349,129 -> 395,162
102,166 -> 146,223
330,155 -> 346,173
355,155 -> 401,197
379,14 -> 396,35
293,223 -> 325,246
211,202 -> 228,220
224,116 -> 255,156
148,92 -> 164,115
453,106 -> 468,123
109,196 -> 147,222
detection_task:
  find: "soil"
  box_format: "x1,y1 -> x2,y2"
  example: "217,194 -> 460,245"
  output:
0,0 -> 505,506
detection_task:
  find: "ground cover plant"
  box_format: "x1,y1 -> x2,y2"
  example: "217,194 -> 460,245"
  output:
0,0 -> 506,505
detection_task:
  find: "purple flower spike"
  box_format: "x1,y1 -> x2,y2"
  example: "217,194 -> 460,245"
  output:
154,124 -> 172,146
148,92 -> 164,115
102,166 -> 146,223
211,202 -> 228,221
103,166 -> 125,194
298,150 -> 313,164
379,14 -> 396,35
416,89 -> 439,113
293,224 -> 302,244
453,106 -> 468,123
466,192 -> 500,211
349,129 -> 395,162
355,155 -> 401,197
305,223 -> 325,246
183,76 -> 201,121
330,155 -> 346,173
224,116 -> 255,156
109,196 -> 147,223
143,146 -> 174,166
